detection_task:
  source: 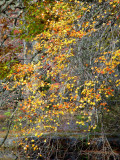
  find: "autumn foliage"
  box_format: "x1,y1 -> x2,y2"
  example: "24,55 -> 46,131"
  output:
1,0 -> 120,155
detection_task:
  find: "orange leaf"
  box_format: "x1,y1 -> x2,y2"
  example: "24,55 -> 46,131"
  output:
101,71 -> 105,74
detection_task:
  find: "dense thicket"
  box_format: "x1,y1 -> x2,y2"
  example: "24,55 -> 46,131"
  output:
0,0 -> 120,158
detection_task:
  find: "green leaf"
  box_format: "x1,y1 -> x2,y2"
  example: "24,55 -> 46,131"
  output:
4,111 -> 11,117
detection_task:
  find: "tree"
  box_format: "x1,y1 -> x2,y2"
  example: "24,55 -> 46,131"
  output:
0,0 -> 24,80
0,0 -> 120,159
